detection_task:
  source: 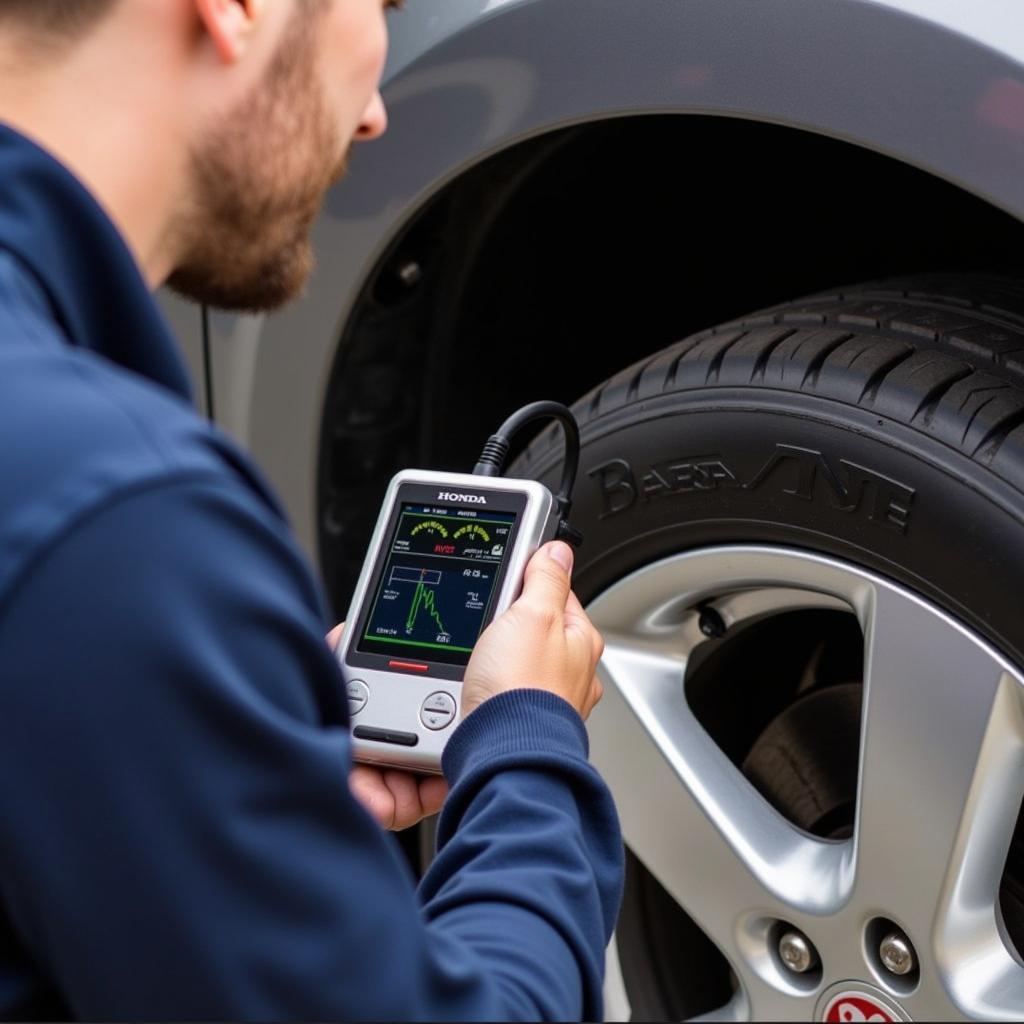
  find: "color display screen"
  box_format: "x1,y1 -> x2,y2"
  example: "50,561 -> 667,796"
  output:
356,502 -> 518,667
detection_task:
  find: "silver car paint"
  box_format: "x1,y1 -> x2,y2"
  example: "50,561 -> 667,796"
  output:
179,0 -> 1024,559
156,289 -> 206,413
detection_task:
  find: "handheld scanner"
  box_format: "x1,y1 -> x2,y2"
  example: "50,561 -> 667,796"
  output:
337,470 -> 559,773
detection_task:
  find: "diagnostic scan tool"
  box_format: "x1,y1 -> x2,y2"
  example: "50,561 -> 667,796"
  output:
337,403 -> 583,773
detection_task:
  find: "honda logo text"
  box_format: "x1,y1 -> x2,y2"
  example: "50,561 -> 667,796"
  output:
438,491 -> 487,504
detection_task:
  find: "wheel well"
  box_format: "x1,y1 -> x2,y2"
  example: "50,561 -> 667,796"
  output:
317,113 -> 1024,611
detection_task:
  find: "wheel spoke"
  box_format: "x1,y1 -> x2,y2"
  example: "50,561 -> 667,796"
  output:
939,932 -> 1024,1021
590,637 -> 850,955
854,583 -> 1024,939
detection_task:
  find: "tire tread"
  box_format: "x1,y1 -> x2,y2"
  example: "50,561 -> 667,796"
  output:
548,274 -> 1024,494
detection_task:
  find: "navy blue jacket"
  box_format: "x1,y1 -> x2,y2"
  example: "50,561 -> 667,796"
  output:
0,124 -> 622,1021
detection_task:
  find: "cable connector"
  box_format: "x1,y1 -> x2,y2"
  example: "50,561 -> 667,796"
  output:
554,500 -> 584,548
472,435 -> 510,477
472,401 -> 584,549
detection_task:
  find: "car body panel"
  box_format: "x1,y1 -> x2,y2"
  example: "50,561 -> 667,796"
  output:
194,0 -> 1024,558
156,289 -> 206,414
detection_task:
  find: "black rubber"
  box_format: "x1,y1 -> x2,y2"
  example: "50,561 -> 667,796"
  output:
518,273 -> 1024,670
513,273 -> 1024,1020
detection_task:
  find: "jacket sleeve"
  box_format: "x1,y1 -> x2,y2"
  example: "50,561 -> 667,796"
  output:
0,473 -> 623,1021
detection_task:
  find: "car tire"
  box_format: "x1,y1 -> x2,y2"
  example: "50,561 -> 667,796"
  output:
513,273 -> 1024,1019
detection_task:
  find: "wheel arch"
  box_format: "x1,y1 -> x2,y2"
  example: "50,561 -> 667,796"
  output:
214,0 -> 1024,578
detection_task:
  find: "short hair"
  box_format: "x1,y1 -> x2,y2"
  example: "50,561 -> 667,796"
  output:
0,0 -> 118,38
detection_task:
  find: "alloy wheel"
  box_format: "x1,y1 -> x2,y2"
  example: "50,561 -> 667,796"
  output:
588,546 -> 1024,1021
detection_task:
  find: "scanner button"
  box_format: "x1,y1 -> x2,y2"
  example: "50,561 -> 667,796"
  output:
346,680 -> 369,717
423,691 -> 457,716
353,726 -> 419,747
421,709 -> 454,731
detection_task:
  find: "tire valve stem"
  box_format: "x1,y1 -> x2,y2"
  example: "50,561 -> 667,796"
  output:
397,261 -> 422,288
698,604 -> 727,639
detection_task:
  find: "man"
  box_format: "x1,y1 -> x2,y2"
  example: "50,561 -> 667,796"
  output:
0,0 -> 622,1019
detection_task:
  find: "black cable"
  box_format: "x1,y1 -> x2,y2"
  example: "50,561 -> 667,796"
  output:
472,401 -> 583,547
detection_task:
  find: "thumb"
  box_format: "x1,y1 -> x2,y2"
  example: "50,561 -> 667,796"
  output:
520,541 -> 574,611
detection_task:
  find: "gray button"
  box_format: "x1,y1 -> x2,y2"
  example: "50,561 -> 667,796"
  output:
347,680 -> 369,717
420,708 -> 454,731
423,691 -> 456,716
420,691 -> 457,731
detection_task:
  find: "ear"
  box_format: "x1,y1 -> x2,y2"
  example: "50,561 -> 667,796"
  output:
194,0 -> 266,63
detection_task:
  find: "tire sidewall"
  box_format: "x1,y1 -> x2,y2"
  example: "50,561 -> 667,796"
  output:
525,388 -> 1024,671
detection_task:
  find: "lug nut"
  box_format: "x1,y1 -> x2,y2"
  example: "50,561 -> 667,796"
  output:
879,931 -> 916,976
778,929 -> 818,974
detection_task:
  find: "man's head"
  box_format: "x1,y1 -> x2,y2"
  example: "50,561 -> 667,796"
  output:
167,0 -> 391,312
0,0 -> 391,312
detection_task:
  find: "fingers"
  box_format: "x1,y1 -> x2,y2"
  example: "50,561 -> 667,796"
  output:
326,621 -> 346,651
349,764 -> 394,829
350,764 -> 448,831
419,775 -> 449,818
519,542 -> 574,617
381,771 -> 448,830
382,770 -> 421,830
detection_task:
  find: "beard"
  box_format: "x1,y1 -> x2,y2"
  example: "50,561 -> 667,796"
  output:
167,5 -> 347,313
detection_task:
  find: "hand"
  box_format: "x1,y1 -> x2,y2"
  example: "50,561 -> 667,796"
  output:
462,541 -> 604,720
348,765 -> 449,831
327,622 -> 449,829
